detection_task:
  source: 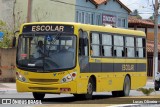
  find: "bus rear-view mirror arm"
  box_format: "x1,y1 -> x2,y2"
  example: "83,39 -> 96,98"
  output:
12,30 -> 20,47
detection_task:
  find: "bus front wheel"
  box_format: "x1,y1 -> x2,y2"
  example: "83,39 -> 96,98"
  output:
33,92 -> 45,100
84,78 -> 94,99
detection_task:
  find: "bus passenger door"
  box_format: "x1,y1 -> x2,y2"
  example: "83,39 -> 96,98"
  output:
78,30 -> 90,93
79,31 -> 89,73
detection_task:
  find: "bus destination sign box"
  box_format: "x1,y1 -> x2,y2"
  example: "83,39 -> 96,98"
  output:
22,24 -> 74,33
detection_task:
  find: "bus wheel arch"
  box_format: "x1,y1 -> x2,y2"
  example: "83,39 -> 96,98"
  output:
84,75 -> 96,99
90,75 -> 96,91
32,92 -> 45,100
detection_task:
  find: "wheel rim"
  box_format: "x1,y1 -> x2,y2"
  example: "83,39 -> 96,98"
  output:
87,82 -> 93,94
124,77 -> 130,95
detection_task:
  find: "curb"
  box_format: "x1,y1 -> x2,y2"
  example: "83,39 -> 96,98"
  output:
107,104 -> 141,107
0,88 -> 17,94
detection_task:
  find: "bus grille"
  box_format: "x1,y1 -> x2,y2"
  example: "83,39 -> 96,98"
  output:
29,87 -> 58,90
29,79 -> 59,83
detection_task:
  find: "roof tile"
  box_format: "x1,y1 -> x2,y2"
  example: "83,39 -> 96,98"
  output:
128,16 -> 154,26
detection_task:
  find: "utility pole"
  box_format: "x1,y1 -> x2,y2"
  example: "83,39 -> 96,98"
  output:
153,0 -> 159,81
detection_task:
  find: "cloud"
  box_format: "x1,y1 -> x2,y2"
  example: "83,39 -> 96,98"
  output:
120,0 -> 154,19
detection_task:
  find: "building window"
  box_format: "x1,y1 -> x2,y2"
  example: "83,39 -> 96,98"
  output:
118,18 -> 121,27
76,10 -> 94,25
76,11 -> 82,23
76,11 -> 78,22
117,18 -> 126,28
122,19 -> 126,28
96,14 -> 101,25
91,13 -> 94,25
82,12 -> 85,23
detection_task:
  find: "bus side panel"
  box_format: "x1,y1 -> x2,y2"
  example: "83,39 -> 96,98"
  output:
76,73 -> 89,94
131,59 -> 147,89
112,59 -> 126,91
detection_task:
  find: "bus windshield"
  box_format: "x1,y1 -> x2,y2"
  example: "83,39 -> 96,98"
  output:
17,33 -> 76,72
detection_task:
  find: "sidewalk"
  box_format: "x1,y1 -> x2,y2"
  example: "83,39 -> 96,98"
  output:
0,83 -> 16,93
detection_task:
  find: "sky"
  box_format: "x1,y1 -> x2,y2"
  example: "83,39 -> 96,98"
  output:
120,0 -> 154,19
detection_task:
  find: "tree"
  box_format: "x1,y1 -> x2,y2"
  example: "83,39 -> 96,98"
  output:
131,9 -> 142,19
149,15 -> 154,20
0,0 -> 26,48
0,20 -> 12,48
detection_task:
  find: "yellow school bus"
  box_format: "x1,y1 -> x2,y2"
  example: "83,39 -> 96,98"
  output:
15,22 -> 147,100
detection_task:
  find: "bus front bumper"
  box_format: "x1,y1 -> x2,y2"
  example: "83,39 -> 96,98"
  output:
16,80 -> 77,94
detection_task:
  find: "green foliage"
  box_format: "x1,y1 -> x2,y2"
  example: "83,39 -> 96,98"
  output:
131,9 -> 142,19
149,15 -> 154,20
137,88 -> 154,96
0,20 -> 12,48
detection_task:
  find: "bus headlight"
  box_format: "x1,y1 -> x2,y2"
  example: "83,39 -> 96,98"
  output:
16,72 -> 27,82
61,72 -> 76,83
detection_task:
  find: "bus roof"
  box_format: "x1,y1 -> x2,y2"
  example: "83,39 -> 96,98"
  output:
21,22 -> 146,37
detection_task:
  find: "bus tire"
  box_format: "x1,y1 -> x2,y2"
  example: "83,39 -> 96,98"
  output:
120,76 -> 131,96
83,78 -> 94,100
155,87 -> 159,91
33,92 -> 45,100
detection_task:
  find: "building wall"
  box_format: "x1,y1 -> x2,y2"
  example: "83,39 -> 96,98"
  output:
30,0 -> 75,22
15,0 -> 28,22
0,48 -> 16,82
0,0 -> 28,31
75,0 -> 129,28
0,0 -> 14,28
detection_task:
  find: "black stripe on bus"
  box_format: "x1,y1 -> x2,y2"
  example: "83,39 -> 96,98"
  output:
80,63 -> 146,73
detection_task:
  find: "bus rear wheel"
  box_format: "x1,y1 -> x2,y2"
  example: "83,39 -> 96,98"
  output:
120,76 -> 131,96
33,92 -> 45,100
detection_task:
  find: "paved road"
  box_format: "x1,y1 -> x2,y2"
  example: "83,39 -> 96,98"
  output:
0,79 -> 160,107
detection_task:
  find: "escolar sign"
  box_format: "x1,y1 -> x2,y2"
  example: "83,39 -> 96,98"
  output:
31,25 -> 65,32
22,24 -> 74,33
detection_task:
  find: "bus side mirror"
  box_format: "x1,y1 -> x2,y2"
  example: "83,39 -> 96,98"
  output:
12,30 -> 19,47
12,37 -> 16,47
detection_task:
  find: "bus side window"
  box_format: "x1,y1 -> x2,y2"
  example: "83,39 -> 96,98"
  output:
125,37 -> 135,58
136,38 -> 145,58
102,34 -> 112,57
90,33 -> 100,57
114,35 -> 124,57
